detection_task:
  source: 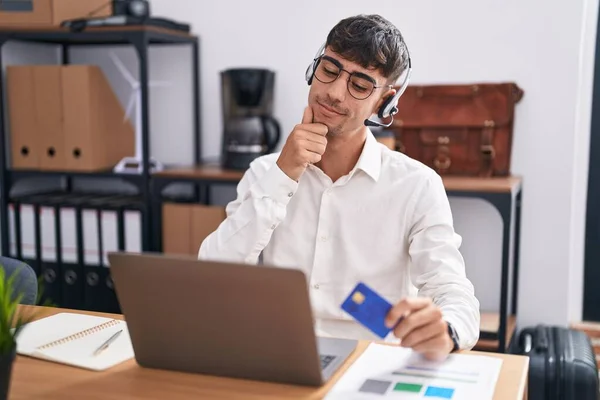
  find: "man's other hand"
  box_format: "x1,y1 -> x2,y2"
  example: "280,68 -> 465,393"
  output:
385,297 -> 454,360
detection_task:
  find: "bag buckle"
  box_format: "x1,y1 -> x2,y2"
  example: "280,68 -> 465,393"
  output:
481,145 -> 496,159
434,155 -> 451,170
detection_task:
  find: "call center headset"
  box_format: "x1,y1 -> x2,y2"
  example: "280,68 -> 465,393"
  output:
305,42 -> 412,128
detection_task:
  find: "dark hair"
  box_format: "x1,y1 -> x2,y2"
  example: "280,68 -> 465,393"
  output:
325,14 -> 409,84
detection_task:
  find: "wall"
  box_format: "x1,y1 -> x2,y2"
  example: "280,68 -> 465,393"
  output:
0,0 -> 596,328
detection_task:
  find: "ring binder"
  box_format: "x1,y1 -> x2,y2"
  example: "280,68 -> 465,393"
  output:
36,319 -> 120,350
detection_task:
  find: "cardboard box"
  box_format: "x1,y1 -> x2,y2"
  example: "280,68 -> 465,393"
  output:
162,203 -> 192,257
7,64 -> 135,171
162,203 -> 226,257
0,0 -> 112,27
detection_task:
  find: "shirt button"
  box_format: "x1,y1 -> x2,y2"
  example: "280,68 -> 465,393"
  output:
270,224 -> 276,229
288,192 -> 293,197
320,236 -> 327,242
314,284 -> 320,289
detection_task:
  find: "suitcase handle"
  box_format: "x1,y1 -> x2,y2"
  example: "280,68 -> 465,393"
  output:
523,333 -> 532,353
521,325 -> 549,353
534,325 -> 549,351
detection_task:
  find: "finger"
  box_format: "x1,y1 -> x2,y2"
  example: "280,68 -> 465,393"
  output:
299,131 -> 328,146
411,332 -> 452,359
302,123 -> 328,136
301,139 -> 327,155
385,297 -> 432,328
303,149 -> 322,164
302,106 -> 314,124
393,304 -> 442,339
400,319 -> 447,348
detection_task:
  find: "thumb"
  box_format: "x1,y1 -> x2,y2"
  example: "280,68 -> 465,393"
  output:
302,106 -> 314,124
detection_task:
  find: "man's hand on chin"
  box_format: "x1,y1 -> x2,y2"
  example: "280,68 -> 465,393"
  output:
384,297 -> 455,361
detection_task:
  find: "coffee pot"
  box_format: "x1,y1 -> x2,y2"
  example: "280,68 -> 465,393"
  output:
220,68 -> 281,170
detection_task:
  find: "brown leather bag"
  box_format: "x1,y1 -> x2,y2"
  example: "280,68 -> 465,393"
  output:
390,82 -> 524,177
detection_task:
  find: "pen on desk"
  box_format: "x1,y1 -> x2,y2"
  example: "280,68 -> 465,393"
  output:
93,329 -> 123,356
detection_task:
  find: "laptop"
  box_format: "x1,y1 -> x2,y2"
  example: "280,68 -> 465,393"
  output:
108,252 -> 358,387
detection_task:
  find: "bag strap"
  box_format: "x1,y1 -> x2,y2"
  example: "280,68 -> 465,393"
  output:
480,120 -> 496,177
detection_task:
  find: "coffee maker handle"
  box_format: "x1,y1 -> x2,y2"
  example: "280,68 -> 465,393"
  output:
262,116 -> 281,153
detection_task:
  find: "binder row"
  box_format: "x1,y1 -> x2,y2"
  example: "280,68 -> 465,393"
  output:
6,192 -> 145,313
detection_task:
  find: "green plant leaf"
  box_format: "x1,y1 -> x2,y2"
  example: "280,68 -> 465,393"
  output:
0,264 -> 49,354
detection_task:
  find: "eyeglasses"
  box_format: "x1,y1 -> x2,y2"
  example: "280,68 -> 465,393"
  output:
313,55 -> 392,100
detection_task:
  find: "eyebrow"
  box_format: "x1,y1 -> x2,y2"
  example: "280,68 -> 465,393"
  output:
322,55 -> 377,85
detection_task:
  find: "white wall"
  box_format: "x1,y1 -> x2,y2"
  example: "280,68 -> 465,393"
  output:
145,0 -> 598,328
0,0 -> 596,329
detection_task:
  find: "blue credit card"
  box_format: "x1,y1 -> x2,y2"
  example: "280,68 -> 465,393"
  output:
341,282 -> 394,338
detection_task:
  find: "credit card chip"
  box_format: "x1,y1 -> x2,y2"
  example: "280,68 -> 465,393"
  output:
352,291 -> 365,304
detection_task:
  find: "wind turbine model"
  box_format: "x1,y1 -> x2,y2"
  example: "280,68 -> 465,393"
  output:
110,51 -> 170,174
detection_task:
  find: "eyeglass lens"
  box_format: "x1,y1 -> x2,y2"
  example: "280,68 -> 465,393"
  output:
314,58 -> 375,100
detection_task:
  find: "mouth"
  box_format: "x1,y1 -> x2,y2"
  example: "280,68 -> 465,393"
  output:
317,101 -> 345,117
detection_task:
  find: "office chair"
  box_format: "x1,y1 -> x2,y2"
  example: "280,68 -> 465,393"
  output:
0,257 -> 37,305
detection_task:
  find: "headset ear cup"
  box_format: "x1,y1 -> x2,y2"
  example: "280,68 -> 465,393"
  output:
378,96 -> 394,119
305,58 -> 321,86
378,92 -> 402,119
305,63 -> 314,85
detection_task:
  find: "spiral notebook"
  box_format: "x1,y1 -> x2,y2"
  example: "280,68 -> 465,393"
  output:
16,313 -> 135,371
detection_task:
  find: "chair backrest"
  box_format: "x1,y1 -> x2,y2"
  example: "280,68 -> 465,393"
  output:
0,257 -> 37,305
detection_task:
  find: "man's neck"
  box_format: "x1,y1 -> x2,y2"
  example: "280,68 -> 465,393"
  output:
317,127 -> 368,183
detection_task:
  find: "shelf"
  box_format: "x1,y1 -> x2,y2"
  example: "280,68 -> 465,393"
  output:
154,164 -> 245,183
9,190 -> 145,211
475,312 -> 517,352
8,168 -> 146,186
0,25 -> 196,45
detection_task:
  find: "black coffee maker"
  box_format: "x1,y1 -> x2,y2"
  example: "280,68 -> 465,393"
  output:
221,68 -> 281,170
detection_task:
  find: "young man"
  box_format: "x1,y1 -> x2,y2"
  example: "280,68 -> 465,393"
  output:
199,14 -> 480,360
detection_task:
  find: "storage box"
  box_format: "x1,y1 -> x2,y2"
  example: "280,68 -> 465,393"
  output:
0,0 -> 112,27
7,64 -> 135,171
162,203 -> 226,257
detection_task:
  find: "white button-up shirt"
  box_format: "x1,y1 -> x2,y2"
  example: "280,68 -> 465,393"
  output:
198,131 -> 480,350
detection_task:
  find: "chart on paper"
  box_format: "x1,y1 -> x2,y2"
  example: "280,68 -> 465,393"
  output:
324,343 -> 503,400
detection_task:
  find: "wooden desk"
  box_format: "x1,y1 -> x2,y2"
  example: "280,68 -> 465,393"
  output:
10,306 -> 529,400
156,165 -> 245,182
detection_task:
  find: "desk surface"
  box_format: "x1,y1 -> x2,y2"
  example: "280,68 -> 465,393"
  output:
156,165 -> 522,193
10,306 -> 529,400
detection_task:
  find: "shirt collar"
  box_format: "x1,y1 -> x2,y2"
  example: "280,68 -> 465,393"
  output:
352,129 -> 382,182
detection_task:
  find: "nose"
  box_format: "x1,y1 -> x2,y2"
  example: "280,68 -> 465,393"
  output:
327,71 -> 348,103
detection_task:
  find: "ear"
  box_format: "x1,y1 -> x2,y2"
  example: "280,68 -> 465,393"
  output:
372,87 -> 396,114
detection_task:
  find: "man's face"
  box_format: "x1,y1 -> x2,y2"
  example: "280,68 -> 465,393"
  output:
308,47 -> 394,137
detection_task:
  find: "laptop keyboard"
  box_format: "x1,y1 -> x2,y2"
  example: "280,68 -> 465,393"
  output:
320,354 -> 336,370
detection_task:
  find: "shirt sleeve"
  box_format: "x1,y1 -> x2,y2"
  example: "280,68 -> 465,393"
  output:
197,156 -> 298,264
407,171 -> 481,350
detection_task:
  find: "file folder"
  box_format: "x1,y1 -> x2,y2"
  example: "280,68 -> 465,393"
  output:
8,204 -> 17,258
7,66 -> 39,169
34,66 -> 65,171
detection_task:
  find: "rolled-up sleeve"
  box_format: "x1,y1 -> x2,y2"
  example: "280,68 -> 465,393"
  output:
407,171 -> 481,350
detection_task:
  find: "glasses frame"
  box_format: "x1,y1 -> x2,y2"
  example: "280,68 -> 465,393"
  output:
312,55 -> 393,100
